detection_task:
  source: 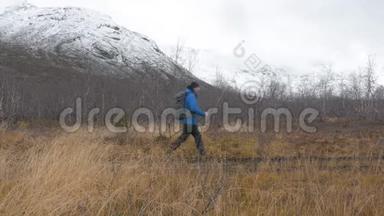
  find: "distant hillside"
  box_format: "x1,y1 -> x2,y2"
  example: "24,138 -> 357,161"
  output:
0,3 -> 216,120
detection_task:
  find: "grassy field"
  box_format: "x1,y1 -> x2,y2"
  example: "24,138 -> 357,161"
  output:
1,122 -> 384,215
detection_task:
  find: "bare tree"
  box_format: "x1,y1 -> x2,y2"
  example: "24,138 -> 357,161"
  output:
374,85 -> 384,100
184,48 -> 199,73
0,78 -> 4,121
363,56 -> 377,119
364,56 -> 376,99
318,64 -> 335,120
348,71 -> 363,100
172,38 -> 185,65
213,67 -> 228,88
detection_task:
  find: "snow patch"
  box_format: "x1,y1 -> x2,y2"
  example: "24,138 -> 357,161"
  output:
0,4 -> 196,80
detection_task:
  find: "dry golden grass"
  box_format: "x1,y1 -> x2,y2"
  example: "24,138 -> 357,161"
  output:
1,124 -> 384,215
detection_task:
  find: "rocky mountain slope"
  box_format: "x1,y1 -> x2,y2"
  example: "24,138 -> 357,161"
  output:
0,3 -> 210,119
0,3 -> 197,81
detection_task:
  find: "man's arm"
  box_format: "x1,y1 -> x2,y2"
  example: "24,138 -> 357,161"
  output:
185,93 -> 205,116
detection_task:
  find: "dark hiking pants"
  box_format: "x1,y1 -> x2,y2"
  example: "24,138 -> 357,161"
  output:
171,124 -> 206,155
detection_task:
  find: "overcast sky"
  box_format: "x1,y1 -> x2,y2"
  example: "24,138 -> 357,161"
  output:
2,0 -> 384,82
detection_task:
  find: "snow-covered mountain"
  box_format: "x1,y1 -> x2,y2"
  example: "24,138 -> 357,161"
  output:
0,2 -> 197,81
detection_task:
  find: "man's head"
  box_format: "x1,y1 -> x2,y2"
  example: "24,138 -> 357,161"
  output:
188,81 -> 200,92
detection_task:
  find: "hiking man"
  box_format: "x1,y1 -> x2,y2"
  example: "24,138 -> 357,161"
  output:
171,81 -> 207,156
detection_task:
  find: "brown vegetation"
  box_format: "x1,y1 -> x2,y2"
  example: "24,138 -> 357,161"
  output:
1,122 -> 384,215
